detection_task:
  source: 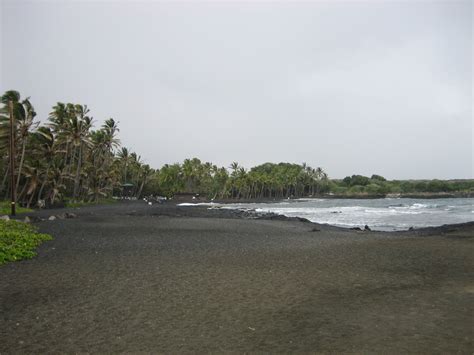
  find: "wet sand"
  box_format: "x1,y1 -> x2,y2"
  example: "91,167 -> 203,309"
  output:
1,201 -> 473,353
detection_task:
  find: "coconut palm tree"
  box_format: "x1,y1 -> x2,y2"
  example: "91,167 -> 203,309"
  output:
15,98 -> 38,193
117,147 -> 132,184
62,105 -> 92,199
32,127 -> 59,204
136,164 -> 152,198
0,90 -> 27,204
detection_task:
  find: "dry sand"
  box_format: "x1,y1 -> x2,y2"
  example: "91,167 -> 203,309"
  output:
0,201 -> 473,353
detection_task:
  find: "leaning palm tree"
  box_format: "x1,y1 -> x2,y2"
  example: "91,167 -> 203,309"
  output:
63,105 -> 92,199
35,127 -> 62,204
0,101 -> 12,194
15,98 -> 38,193
45,160 -> 68,205
136,164 -> 152,198
21,162 -> 42,208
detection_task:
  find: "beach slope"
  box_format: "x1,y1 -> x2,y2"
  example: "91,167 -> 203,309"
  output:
0,202 -> 472,353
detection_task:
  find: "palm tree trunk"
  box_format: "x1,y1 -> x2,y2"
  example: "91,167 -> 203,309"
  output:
16,138 -> 27,193
50,188 -> 57,205
73,143 -> 83,199
27,188 -> 36,208
1,164 -> 9,195
17,181 -> 28,203
37,165 -> 51,202
137,179 -> 146,198
59,141 -> 70,187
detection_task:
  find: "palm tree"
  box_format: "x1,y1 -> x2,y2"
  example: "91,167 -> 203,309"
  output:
136,164 -> 152,198
0,98 -> 13,195
22,162 -> 41,208
48,102 -> 69,171
63,105 -> 92,199
0,90 -> 22,204
34,127 -> 59,204
117,147 -> 131,184
102,118 -> 120,151
46,161 -> 66,205
15,98 -> 38,193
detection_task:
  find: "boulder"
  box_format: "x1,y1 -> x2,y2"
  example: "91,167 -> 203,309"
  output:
48,215 -> 56,221
0,215 -> 10,221
24,216 -> 42,223
65,212 -> 77,219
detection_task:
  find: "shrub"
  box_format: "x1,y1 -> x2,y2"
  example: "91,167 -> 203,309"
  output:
0,220 -> 52,265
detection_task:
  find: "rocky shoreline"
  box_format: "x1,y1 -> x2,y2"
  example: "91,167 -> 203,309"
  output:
10,199 -> 474,236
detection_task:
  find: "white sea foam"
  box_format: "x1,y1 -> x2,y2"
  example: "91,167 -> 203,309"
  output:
179,197 -> 474,231
177,202 -> 220,207
410,203 -> 429,209
296,198 -> 326,202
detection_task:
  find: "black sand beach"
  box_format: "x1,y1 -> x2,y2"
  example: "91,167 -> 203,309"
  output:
1,201 -> 473,353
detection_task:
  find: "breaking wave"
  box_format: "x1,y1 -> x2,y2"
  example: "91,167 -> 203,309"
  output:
220,198 -> 474,231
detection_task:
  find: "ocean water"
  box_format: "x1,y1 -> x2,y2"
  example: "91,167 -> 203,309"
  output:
179,198 -> 474,231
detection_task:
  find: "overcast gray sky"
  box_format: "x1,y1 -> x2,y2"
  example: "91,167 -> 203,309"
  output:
1,0 -> 472,179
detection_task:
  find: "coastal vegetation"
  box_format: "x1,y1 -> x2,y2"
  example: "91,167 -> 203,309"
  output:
1,90 -> 472,208
145,159 -> 330,199
329,175 -> 474,198
0,90 -> 153,208
0,219 -> 52,264
144,160 -> 473,199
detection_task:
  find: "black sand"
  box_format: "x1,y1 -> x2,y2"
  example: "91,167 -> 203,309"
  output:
1,201 -> 473,353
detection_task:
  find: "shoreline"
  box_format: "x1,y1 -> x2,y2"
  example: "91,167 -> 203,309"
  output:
16,199 -> 474,235
172,199 -> 474,233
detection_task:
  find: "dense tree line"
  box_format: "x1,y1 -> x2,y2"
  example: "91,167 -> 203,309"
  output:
0,91 -> 152,207
144,159 -> 330,199
0,90 -> 330,206
330,175 -> 474,196
147,164 -> 474,199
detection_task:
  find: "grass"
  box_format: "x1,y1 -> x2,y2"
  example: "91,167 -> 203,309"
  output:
0,201 -> 33,215
0,220 -> 52,265
65,198 -> 117,208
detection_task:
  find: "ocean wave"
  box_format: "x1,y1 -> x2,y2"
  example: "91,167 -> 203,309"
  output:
296,198 -> 326,202
255,206 -> 425,216
202,197 -> 474,231
410,203 -> 429,209
409,203 -> 442,209
177,202 -> 220,207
